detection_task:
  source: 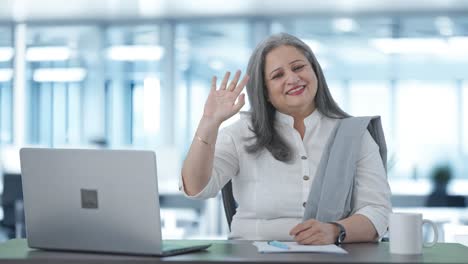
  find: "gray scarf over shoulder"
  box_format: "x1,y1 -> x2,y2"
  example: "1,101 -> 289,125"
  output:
303,116 -> 387,222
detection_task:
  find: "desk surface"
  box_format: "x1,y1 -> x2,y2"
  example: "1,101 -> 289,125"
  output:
0,239 -> 467,264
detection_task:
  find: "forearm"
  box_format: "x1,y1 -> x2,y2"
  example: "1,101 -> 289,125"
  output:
338,214 -> 378,243
182,116 -> 221,196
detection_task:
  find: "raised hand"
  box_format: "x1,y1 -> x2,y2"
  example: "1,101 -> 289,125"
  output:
203,70 -> 249,125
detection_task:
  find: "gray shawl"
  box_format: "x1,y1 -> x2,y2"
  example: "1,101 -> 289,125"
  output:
303,116 -> 387,222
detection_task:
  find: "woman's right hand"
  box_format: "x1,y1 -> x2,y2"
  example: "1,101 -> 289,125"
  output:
202,70 -> 249,125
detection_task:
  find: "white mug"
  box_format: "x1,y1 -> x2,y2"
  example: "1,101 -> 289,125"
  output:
389,212 -> 438,255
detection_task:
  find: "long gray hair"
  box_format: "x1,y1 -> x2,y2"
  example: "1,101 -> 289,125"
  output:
245,32 -> 349,162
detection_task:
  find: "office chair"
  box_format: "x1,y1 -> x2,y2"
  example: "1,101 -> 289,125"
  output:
0,172 -> 26,238
221,180 -> 237,231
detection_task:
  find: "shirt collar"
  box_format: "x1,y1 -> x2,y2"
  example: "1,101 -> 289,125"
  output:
275,109 -> 323,128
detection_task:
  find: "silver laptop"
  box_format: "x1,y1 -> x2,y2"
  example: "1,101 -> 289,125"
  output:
19,147 -> 210,256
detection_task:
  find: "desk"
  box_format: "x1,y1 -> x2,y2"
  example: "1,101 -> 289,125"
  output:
0,239 -> 467,263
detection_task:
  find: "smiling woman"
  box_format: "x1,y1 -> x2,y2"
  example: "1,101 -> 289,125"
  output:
180,33 -> 392,244
263,45 -> 318,126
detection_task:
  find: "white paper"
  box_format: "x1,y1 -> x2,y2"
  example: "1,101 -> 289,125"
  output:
253,241 -> 348,254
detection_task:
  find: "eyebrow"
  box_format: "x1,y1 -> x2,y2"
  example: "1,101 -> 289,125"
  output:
269,59 -> 306,78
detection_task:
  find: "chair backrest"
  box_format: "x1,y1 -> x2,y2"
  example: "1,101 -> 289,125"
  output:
221,180 -> 237,230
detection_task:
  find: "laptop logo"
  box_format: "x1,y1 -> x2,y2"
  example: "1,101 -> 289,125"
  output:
81,189 -> 98,209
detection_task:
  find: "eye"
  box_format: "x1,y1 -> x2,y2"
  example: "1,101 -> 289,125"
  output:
271,72 -> 284,80
293,65 -> 305,71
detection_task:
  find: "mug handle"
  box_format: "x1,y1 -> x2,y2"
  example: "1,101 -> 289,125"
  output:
422,219 -> 438,247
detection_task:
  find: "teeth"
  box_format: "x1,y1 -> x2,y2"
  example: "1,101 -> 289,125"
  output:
287,86 -> 304,95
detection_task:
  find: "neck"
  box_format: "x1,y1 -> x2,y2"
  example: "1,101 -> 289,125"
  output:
290,107 -> 315,140
293,116 -> 306,139
288,105 -> 316,120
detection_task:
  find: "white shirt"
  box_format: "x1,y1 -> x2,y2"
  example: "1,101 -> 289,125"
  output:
180,110 -> 392,240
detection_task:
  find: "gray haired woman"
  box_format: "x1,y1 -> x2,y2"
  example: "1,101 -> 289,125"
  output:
180,32 -> 392,244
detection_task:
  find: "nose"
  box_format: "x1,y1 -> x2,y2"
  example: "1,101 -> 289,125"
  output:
286,71 -> 301,84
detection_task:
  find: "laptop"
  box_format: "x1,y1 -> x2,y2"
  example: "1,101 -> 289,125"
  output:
19,147 -> 211,256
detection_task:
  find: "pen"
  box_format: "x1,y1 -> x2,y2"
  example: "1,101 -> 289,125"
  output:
267,240 -> 289,250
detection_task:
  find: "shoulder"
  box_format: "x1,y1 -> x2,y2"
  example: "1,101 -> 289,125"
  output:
333,115 -> 382,151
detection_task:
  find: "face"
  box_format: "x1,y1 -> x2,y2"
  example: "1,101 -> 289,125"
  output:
264,45 -> 318,117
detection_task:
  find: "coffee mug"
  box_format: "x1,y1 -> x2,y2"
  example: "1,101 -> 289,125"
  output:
389,212 -> 438,255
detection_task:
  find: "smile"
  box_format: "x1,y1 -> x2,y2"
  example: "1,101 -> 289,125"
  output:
286,85 -> 306,95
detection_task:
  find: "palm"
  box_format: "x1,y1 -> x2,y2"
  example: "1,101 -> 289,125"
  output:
203,71 -> 249,124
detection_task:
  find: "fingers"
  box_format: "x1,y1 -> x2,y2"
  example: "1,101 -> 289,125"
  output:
292,221 -> 336,245
213,70 -> 247,93
298,233 -> 327,245
227,70 -> 241,91
290,219 -> 318,236
233,74 -> 249,95
220,71 -> 231,90
232,93 -> 246,113
210,76 -> 217,92
294,226 -> 320,244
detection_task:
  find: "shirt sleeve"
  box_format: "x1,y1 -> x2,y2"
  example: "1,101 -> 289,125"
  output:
179,128 -> 240,200
351,130 -> 393,239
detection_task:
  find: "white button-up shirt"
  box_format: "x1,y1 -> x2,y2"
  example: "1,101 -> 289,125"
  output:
180,110 -> 392,240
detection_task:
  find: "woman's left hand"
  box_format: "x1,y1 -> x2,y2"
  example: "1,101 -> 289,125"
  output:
289,219 -> 338,245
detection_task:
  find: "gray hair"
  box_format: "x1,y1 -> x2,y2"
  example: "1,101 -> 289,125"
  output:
245,32 -> 349,162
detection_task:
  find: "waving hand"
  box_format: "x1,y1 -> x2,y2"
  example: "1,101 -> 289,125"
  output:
203,70 -> 249,125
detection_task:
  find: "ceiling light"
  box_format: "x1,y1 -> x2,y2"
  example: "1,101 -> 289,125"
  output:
370,38 -> 447,54
26,46 -> 71,61
333,18 -> 358,33
209,59 -> 224,70
0,47 -> 14,62
33,68 -> 86,82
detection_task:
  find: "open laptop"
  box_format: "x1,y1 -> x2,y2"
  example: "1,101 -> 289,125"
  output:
19,148 -> 211,256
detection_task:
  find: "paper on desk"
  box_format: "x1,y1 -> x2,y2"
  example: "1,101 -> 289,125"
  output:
253,242 -> 348,254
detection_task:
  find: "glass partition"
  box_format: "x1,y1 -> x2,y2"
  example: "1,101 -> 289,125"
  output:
26,25 -> 101,147
0,26 -> 13,144
105,25 -> 164,147
272,16 -> 468,183
175,21 -> 252,152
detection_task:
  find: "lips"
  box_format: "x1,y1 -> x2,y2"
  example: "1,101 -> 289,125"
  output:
286,85 -> 305,95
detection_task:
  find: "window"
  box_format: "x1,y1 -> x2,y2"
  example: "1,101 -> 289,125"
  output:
175,21 -> 251,150
106,25 -> 164,147
131,77 -> 161,146
463,82 -> 468,156
26,25 -> 100,147
0,26 -> 13,143
327,81 -> 348,111
349,81 -> 392,142
394,81 -> 458,179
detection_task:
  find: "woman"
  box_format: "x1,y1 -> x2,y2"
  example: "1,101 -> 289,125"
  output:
180,33 -> 392,244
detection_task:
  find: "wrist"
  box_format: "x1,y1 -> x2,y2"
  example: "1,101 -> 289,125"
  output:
195,116 -> 222,147
328,221 -> 346,244
330,223 -> 340,238
201,115 -> 223,127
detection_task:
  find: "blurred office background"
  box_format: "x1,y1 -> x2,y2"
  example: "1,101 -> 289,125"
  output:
0,0 -> 467,243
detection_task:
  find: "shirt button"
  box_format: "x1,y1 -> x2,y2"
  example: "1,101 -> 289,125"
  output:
301,156 -> 307,160
302,202 -> 307,207
303,175 -> 310,181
